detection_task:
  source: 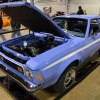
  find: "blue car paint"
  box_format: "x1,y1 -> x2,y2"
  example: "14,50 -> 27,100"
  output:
0,53 -> 44,85
0,2 -> 100,91
25,39 -> 91,88
0,60 -> 40,86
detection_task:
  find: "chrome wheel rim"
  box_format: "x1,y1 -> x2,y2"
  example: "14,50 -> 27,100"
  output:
64,68 -> 76,88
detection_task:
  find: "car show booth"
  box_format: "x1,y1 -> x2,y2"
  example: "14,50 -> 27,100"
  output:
0,1 -> 100,100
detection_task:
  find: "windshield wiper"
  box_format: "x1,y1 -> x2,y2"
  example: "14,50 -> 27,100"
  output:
64,30 -> 75,37
66,32 -> 75,37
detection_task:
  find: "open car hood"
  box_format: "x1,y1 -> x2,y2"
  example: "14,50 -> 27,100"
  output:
0,2 -> 70,38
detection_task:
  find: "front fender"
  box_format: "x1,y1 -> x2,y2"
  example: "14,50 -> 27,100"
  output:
54,53 -> 81,83
41,53 -> 81,88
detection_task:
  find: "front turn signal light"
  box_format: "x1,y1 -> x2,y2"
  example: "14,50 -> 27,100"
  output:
36,73 -> 43,81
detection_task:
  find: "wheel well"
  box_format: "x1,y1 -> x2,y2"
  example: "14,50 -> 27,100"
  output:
62,60 -> 79,74
54,60 -> 79,90
58,60 -> 79,80
72,60 -> 79,66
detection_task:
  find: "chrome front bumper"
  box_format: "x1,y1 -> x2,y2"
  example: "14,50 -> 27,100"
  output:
0,64 -> 42,92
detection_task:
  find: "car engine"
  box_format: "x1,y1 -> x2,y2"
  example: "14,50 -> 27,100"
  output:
8,35 -> 61,57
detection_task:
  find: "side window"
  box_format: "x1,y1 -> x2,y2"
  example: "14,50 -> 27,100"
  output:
61,19 -> 68,30
53,18 -> 64,27
89,19 -> 100,37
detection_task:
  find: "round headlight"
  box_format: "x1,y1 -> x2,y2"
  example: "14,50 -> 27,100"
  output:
25,69 -> 33,81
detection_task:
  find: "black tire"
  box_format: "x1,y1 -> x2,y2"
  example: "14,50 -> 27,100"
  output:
54,63 -> 76,93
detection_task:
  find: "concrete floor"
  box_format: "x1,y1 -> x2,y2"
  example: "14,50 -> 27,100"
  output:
0,26 -> 100,100
0,71 -> 16,100
61,65 -> 100,100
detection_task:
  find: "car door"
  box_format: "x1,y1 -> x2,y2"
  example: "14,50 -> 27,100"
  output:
81,18 -> 100,63
89,19 -> 100,55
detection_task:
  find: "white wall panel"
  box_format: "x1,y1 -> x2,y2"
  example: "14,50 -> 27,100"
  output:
69,0 -> 100,15
70,0 -> 100,4
34,0 -> 57,3
34,0 -> 66,5
28,0 -> 100,15
35,0 -> 68,15
23,0 -> 67,15
36,4 -> 67,16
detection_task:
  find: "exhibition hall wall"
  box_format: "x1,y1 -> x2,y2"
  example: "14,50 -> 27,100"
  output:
33,0 -> 68,15
69,0 -> 100,15
26,0 -> 100,15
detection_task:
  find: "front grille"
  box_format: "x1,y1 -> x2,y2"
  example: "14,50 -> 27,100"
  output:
0,48 -> 27,64
3,57 -> 24,74
5,53 -> 27,64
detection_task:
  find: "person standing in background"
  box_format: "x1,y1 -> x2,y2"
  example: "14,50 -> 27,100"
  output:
0,9 -> 6,41
77,6 -> 84,15
11,18 -> 21,38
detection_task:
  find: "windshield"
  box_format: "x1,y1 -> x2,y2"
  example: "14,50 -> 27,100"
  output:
53,18 -> 88,37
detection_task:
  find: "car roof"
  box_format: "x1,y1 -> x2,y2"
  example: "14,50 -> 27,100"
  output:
55,15 -> 100,20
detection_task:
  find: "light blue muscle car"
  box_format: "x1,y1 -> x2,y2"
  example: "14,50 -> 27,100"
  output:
0,2 -> 100,93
